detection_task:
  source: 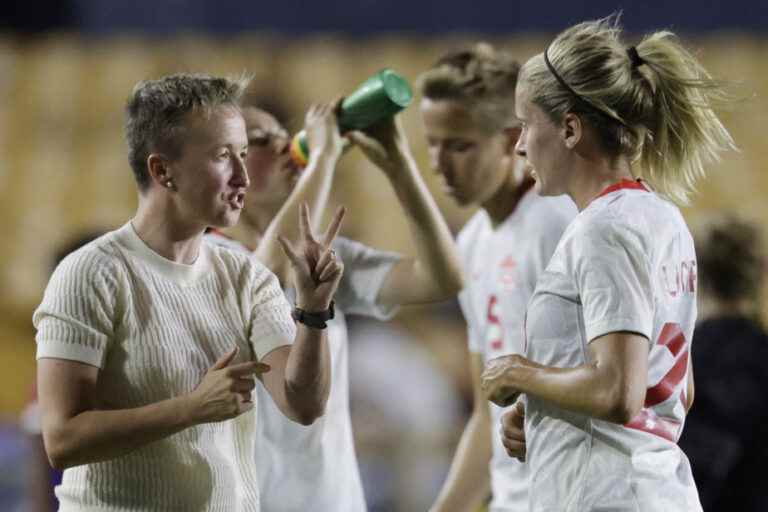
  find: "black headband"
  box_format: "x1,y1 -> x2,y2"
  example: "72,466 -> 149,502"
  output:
543,44 -> 587,108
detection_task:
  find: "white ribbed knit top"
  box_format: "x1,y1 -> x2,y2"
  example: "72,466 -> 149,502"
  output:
33,222 -> 296,512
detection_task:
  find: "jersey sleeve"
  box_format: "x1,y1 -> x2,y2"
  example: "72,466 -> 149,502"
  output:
33,250 -> 117,368
331,237 -> 402,320
249,264 -> 297,360
574,215 -> 654,344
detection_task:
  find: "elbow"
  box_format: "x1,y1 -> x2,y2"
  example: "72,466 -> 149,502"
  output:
285,382 -> 328,426
291,400 -> 327,426
601,387 -> 644,425
43,431 -> 76,471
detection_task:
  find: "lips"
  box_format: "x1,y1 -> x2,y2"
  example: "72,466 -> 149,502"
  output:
227,191 -> 246,209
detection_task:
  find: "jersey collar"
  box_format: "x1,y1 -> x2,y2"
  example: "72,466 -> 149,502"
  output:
596,178 -> 650,199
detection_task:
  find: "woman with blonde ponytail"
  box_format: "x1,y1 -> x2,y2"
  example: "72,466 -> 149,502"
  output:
480,16 -> 734,511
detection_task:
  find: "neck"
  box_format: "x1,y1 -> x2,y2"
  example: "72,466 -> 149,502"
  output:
223,203 -> 277,249
482,161 -> 530,228
132,195 -> 204,264
567,153 -> 635,211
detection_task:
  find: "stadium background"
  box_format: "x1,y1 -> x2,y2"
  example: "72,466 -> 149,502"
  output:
0,1 -> 766,509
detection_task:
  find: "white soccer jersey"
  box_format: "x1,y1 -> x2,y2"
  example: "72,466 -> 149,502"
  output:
457,188 -> 576,511
205,233 -> 401,512
524,180 -> 702,511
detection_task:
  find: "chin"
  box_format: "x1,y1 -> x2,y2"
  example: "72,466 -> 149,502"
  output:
211,210 -> 241,229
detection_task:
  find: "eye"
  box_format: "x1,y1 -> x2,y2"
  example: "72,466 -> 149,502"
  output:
447,140 -> 474,152
249,136 -> 270,147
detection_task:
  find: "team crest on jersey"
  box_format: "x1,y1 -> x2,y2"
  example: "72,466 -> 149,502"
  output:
499,255 -> 517,291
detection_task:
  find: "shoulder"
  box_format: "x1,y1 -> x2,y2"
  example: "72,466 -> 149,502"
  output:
52,231 -> 123,288
519,193 -> 577,239
457,210 -> 490,253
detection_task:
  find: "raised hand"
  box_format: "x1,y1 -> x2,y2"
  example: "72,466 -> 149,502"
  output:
277,203 -> 345,312
187,346 -> 271,424
500,399 -> 526,461
305,98 -> 346,161
347,115 -> 412,175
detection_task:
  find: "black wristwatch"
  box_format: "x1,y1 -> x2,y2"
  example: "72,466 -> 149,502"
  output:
292,301 -> 335,329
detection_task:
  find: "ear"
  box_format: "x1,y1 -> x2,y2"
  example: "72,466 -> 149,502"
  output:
147,153 -> 171,188
561,113 -> 582,150
502,125 -> 522,156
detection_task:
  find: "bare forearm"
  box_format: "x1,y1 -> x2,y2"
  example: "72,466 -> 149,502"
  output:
284,324 -> 331,424
512,361 -> 630,422
44,395 -> 193,469
431,410 -> 492,512
380,155 -> 463,304
257,153 -> 338,283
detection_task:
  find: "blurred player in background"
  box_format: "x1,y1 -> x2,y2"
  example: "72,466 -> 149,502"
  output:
481,16 -> 735,511
417,44 -> 576,512
680,215 -> 768,511
33,73 -> 342,511
206,94 -> 464,510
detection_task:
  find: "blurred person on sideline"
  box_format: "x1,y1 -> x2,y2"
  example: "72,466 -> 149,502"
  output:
417,43 -> 576,512
347,316 -> 465,512
679,215 -> 768,511
481,16 -> 735,511
205,93 -> 464,510
21,232 -> 102,512
32,73 -> 344,511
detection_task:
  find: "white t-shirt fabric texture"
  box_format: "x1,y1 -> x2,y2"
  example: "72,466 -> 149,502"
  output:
205,233 -> 401,512
33,222 -> 296,512
524,180 -> 701,511
457,189 -> 576,511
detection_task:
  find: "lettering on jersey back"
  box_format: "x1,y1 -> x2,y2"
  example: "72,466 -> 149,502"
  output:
660,260 -> 697,298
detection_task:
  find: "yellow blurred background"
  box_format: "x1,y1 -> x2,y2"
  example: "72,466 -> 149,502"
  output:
0,33 -> 766,417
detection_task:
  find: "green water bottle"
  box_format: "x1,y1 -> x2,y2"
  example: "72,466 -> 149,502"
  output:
289,68 -> 413,167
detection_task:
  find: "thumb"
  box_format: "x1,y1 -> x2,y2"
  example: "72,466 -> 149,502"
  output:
212,346 -> 239,370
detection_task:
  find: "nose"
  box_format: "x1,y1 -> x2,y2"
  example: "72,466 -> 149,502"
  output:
514,135 -> 526,158
233,154 -> 250,189
275,134 -> 290,156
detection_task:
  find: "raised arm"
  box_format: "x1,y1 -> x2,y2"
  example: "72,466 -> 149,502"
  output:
260,204 -> 345,424
256,101 -> 345,286
349,117 -> 464,309
38,348 -> 268,470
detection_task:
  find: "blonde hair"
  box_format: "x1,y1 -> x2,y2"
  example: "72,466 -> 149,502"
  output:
418,43 -> 521,132
520,16 -> 735,203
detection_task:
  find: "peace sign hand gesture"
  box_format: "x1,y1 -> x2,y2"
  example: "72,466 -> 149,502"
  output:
277,203 -> 346,312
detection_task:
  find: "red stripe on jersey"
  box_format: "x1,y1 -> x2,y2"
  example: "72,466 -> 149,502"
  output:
597,178 -> 649,199
645,350 -> 689,408
645,323 -> 689,408
625,408 -> 680,442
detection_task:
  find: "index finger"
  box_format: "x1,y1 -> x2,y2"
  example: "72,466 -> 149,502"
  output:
226,361 -> 263,376
322,205 -> 346,246
300,202 -> 315,243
